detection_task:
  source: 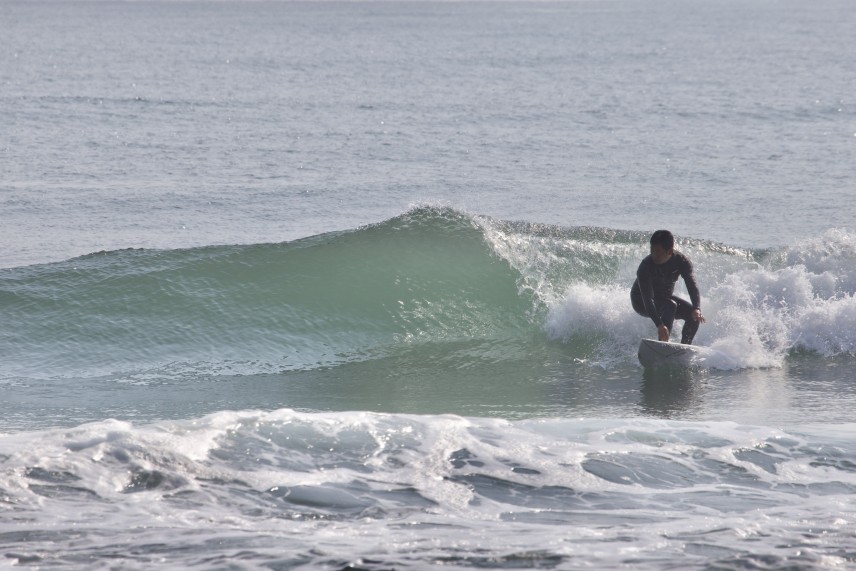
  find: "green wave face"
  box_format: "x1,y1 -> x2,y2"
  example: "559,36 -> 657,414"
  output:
1,207 -> 537,378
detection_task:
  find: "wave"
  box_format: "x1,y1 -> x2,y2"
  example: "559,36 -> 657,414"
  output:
0,207 -> 533,379
2,206 -> 856,381
1,410 -> 854,569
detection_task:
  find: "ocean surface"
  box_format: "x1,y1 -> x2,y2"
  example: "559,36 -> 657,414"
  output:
2,0 -> 856,569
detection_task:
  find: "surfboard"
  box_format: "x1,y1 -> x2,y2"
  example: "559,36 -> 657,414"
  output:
637,338 -> 706,368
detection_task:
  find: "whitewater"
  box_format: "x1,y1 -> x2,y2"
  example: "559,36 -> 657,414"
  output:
3,0 -> 856,569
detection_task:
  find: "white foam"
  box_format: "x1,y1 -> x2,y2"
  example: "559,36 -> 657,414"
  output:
540,230 -> 856,368
544,282 -> 648,365
708,257 -> 856,359
2,411 -> 855,569
782,228 -> 856,292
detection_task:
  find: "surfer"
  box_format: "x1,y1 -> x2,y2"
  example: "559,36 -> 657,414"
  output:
631,229 -> 705,344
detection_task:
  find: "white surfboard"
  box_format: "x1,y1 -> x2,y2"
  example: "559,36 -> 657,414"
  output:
637,338 -> 707,368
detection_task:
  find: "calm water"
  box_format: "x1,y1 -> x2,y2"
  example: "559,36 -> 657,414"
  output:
3,0 -> 855,268
2,1 -> 856,569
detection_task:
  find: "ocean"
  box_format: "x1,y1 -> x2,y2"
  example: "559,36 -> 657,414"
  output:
2,0 -> 856,569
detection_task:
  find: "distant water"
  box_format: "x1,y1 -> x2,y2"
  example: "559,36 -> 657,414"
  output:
2,1 -> 856,570
3,0 -> 855,268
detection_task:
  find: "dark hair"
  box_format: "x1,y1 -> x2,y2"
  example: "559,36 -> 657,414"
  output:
650,229 -> 674,251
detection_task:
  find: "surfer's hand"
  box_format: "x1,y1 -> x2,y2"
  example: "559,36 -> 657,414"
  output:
658,324 -> 670,342
693,309 -> 706,323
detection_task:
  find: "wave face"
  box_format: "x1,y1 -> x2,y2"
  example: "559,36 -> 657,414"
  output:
3,207 -> 856,385
1,207 -> 534,380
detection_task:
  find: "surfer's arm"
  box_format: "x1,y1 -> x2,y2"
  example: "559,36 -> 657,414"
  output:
681,258 -> 702,310
681,258 -> 706,323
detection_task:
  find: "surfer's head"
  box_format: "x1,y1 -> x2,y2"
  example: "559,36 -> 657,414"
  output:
650,230 -> 674,264
650,230 -> 674,251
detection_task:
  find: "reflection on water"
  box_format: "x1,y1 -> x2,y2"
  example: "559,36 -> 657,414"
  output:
639,366 -> 703,419
2,351 -> 854,433
637,353 -> 856,425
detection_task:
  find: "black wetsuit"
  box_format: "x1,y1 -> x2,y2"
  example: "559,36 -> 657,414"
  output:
631,251 -> 701,345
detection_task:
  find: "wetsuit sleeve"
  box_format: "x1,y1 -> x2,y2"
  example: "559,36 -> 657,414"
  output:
681,257 -> 701,310
636,262 -> 663,328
